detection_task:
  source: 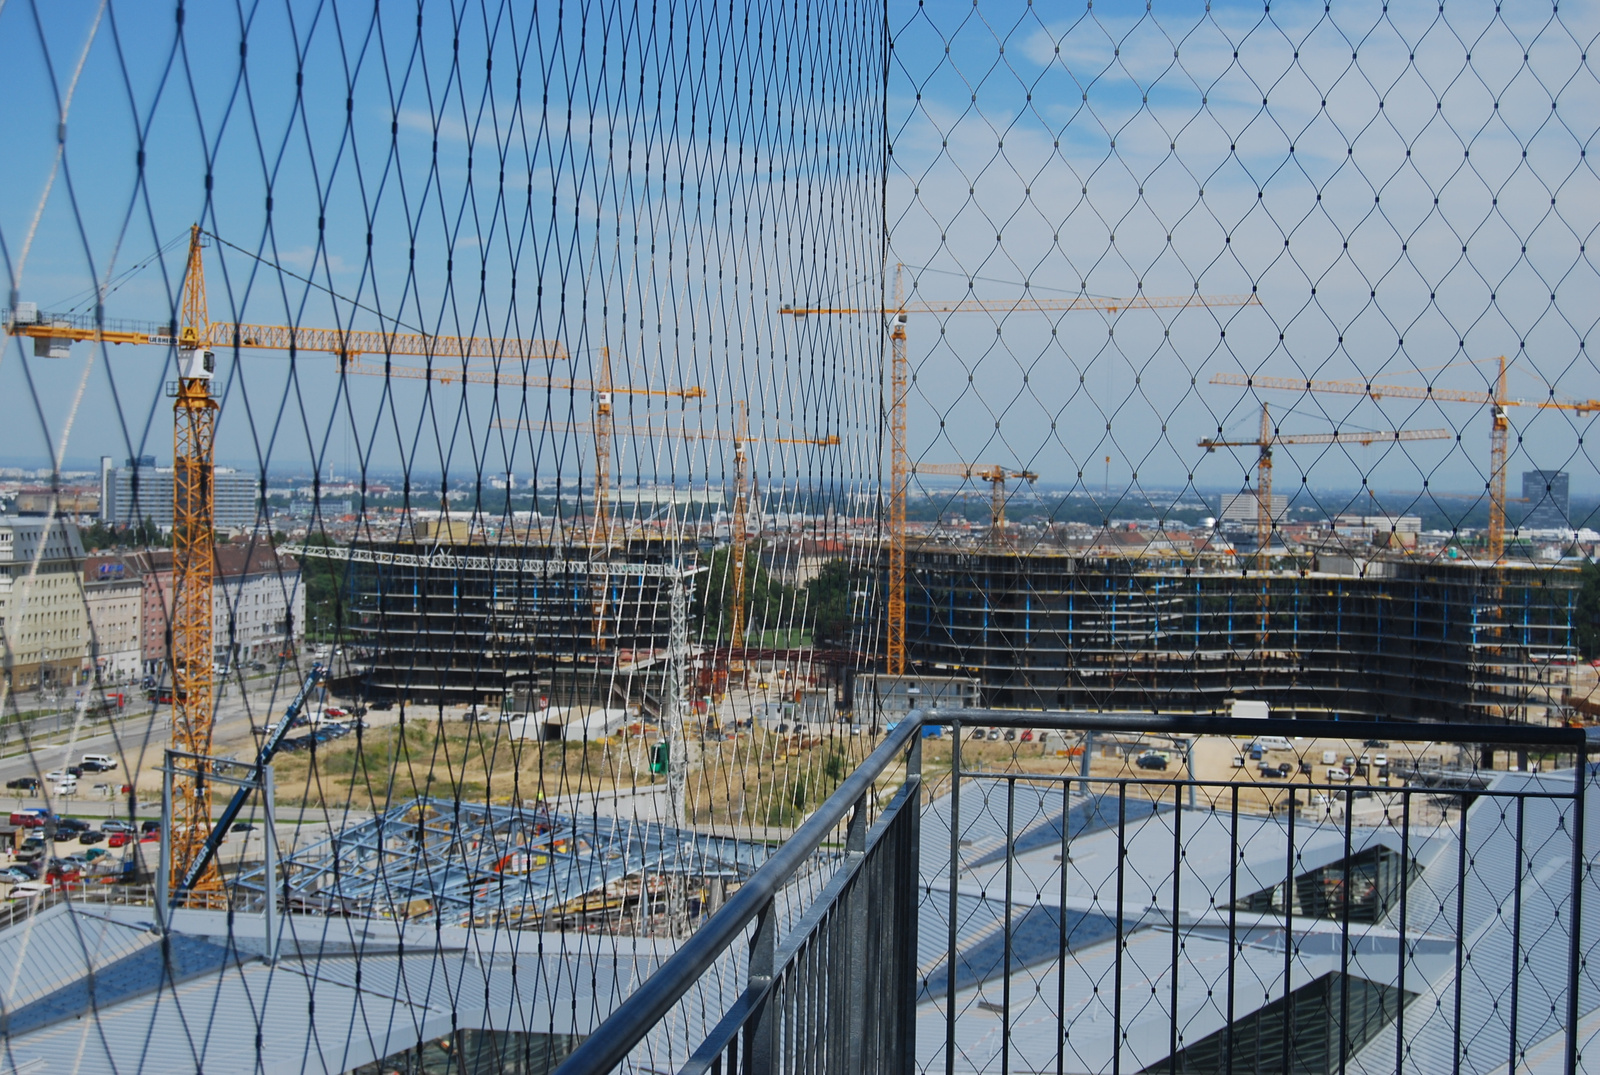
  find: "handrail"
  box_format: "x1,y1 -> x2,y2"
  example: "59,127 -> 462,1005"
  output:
557,706 -> 1585,1073
555,712 -> 927,1075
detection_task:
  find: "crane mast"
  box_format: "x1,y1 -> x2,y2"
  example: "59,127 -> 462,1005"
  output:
171,225 -> 223,905
887,267 -> 909,675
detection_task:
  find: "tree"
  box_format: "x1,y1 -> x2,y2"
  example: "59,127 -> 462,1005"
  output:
297,533 -> 348,641
694,546 -> 794,640
803,558 -> 856,646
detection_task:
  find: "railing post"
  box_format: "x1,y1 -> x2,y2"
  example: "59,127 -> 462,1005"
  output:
846,790 -> 869,1073
1565,742 -> 1587,1075
744,897 -> 778,1075
901,727 -> 923,1073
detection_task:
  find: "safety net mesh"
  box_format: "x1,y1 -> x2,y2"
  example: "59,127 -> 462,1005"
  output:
0,1 -> 1596,1073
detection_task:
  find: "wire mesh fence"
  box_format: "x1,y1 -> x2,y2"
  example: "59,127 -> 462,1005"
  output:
0,0 -> 1598,1072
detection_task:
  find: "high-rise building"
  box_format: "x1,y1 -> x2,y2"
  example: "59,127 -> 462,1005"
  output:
99,456 -> 260,531
1219,491 -> 1288,526
1521,469 -> 1570,530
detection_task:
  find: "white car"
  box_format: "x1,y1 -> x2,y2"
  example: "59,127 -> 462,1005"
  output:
1327,767 -> 1352,782
52,779 -> 78,795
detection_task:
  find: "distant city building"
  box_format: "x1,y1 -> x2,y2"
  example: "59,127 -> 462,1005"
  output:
12,487 -> 99,518
0,517 -> 87,691
1219,492 -> 1287,526
1332,514 -> 1422,548
1521,469 -> 1570,530
81,555 -> 144,683
99,455 -> 260,531
123,543 -> 303,674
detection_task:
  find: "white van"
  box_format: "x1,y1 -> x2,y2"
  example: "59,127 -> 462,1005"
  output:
1252,736 -> 1292,753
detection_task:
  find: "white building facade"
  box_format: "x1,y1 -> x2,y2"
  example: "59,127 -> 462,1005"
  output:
0,518 -> 88,692
81,556 -> 143,684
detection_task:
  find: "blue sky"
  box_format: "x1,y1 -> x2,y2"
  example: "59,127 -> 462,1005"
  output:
1,0 -> 886,510
4,0 -> 1599,527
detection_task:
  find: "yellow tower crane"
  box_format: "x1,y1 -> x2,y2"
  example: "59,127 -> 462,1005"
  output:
781,271 -> 1261,674
3,227 -> 615,904
494,406 -> 839,660
1211,359 -> 1600,561
909,462 -> 1038,544
1199,403 -> 1453,560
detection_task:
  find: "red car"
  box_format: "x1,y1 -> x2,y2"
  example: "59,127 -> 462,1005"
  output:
106,832 -> 128,848
139,831 -> 159,843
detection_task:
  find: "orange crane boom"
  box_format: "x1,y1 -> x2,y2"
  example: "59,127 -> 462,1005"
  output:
910,461 -> 1039,544
783,273 -> 1260,674
4,227 -> 587,905
1211,360 -> 1600,560
1200,403 -> 1453,558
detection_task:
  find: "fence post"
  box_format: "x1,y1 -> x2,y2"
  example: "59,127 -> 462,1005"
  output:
846,789 -> 870,1071
744,896 -> 779,1075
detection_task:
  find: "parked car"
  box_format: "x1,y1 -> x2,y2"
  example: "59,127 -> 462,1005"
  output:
81,754 -> 117,771
43,771 -> 73,783
138,832 -> 160,844
51,779 -> 78,795
8,811 -> 49,828
7,881 -> 50,900
100,819 -> 134,833
323,707 -> 349,719
1257,762 -> 1285,779
139,820 -> 161,834
56,818 -> 89,834
369,700 -> 394,711
230,822 -> 255,834
987,728 -> 1001,741
77,831 -> 105,846
106,832 -> 129,848
4,778 -> 39,792
1136,751 -> 1169,771
0,866 -> 36,883
1327,766 -> 1352,782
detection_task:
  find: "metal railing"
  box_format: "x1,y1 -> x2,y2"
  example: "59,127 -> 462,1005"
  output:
560,710 -> 1594,1075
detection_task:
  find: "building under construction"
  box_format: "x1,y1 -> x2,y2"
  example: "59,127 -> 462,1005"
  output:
321,538 -> 692,706
903,545 -> 1581,723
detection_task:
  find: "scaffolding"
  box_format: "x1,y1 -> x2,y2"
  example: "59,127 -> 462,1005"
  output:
310,540 -> 693,706
902,546 -> 1580,723
232,797 -> 769,933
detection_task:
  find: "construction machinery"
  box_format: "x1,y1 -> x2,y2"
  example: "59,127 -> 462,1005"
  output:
169,663 -> 324,907
494,405 -> 839,659
2,226 -> 613,905
1211,358 -> 1600,561
782,269 -> 1261,673
910,462 -> 1039,543
1199,403 -> 1452,559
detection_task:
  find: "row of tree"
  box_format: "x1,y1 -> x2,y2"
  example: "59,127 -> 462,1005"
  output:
693,550 -> 859,647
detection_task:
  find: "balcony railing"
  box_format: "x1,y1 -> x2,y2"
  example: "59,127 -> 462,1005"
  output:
558,711 -> 1594,1075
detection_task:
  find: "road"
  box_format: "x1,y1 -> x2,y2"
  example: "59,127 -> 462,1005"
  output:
0,669 -> 345,821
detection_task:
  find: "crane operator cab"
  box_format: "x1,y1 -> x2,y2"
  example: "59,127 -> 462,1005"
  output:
178,346 -> 215,380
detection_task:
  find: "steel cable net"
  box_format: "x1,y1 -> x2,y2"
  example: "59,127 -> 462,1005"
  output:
889,1 -> 1600,722
0,2 -> 883,1072
889,5 -> 1600,1075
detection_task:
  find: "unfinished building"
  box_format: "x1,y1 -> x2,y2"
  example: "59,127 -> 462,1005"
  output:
321,539 -> 691,706
903,546 -> 1580,723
